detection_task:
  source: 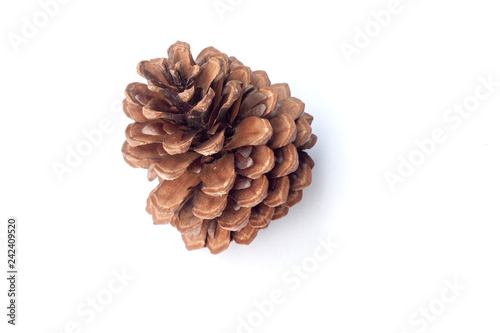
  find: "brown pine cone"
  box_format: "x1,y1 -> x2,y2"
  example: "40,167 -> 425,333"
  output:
122,41 -> 317,254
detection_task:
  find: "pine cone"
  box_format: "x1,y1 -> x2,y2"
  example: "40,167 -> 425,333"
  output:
122,41 -> 317,254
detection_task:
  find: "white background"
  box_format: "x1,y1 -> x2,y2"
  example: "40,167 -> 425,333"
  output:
1,0 -> 500,332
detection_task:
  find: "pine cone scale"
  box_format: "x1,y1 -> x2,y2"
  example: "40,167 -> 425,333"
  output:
192,191 -> 228,220
199,152 -> 236,196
